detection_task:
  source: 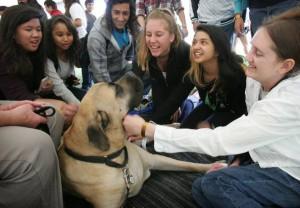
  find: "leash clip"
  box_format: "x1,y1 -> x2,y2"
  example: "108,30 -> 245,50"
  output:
34,106 -> 56,117
122,166 -> 134,190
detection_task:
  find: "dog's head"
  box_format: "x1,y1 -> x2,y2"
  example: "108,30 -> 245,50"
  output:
65,72 -> 143,154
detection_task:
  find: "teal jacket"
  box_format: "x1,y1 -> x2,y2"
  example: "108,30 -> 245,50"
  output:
234,0 -> 248,14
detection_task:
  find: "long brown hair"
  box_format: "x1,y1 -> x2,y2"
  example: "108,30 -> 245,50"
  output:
186,24 -> 244,93
137,8 -> 181,71
262,7 -> 300,76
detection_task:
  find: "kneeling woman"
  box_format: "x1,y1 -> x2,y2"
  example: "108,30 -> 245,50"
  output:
181,24 -> 247,129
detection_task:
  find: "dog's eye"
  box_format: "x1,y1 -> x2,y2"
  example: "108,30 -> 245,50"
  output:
98,110 -> 109,129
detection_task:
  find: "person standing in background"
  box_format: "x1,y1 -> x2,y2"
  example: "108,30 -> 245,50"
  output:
136,0 -> 189,38
18,0 -> 48,21
0,6 -> 7,18
85,0 -> 96,33
190,0 -> 235,43
64,0 -> 87,40
44,0 -> 63,17
234,0 -> 299,37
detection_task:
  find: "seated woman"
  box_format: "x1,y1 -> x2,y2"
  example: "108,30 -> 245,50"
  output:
134,9 -> 193,124
124,7 -> 300,207
0,100 -> 63,208
180,24 -> 247,129
87,0 -> 138,83
45,15 -> 86,104
0,5 -> 78,126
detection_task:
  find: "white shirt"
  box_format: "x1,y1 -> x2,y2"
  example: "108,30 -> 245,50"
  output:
45,58 -> 80,104
154,75 -> 300,180
69,3 -> 87,39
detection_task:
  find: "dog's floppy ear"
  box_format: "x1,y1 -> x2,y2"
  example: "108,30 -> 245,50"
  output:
87,125 -> 110,151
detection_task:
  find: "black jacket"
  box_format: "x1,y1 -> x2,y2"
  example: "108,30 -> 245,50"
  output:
134,40 -> 194,124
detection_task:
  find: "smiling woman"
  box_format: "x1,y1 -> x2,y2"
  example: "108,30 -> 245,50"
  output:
134,9 -> 193,125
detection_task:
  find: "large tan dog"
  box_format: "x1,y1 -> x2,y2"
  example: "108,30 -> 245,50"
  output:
59,73 -> 212,208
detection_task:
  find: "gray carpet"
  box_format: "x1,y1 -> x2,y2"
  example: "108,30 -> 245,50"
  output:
125,146 -> 221,208
63,145 -> 222,208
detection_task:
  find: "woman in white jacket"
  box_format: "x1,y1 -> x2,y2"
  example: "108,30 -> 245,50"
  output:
123,7 -> 300,207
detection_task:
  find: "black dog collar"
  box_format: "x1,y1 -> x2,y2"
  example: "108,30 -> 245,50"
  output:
64,146 -> 128,168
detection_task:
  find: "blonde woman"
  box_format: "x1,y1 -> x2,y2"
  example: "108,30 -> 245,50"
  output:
134,9 -> 193,124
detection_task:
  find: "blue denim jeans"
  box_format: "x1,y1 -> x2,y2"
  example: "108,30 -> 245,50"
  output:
250,0 -> 299,36
219,21 -> 235,44
192,164 -> 300,208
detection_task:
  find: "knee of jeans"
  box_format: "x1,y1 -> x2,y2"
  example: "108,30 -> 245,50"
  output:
199,172 -> 225,195
192,176 -> 203,196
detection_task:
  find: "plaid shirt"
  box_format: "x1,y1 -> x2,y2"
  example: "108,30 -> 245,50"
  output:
136,0 -> 184,16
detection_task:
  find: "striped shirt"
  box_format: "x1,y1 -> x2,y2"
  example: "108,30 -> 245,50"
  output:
136,0 -> 184,16
190,0 -> 234,25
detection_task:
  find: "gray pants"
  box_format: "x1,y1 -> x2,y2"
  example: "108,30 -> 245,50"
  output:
0,100 -> 64,149
0,126 -> 64,208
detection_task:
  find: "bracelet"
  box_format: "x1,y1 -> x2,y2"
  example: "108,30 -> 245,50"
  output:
141,122 -> 148,137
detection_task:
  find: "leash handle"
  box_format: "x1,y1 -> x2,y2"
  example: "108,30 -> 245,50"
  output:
34,106 -> 56,117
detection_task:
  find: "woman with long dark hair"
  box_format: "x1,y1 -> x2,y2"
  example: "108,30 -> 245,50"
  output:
45,15 -> 86,104
180,24 -> 247,129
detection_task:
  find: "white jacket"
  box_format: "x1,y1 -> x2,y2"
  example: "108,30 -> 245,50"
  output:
154,75 -> 300,180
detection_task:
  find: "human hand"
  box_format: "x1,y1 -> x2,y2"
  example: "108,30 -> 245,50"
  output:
234,16 -> 245,37
206,162 -> 228,174
9,103 -> 47,128
196,120 -> 212,129
61,103 -> 78,124
0,100 -> 45,111
170,108 -> 181,123
182,27 -> 188,38
192,22 -> 199,32
123,115 -> 145,141
38,77 -> 53,94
